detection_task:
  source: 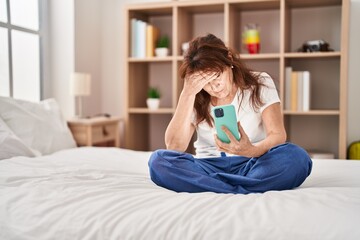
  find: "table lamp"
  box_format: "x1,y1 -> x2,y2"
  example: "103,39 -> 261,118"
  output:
70,72 -> 91,118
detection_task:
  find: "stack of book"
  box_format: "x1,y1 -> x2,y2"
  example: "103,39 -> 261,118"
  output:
284,67 -> 311,112
131,18 -> 159,58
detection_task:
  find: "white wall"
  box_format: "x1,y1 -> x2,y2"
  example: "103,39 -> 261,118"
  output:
99,0 -> 124,117
347,0 -> 360,145
74,0 -> 102,117
45,0 -> 75,119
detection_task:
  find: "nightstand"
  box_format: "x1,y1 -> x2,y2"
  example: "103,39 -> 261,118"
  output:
67,117 -> 122,147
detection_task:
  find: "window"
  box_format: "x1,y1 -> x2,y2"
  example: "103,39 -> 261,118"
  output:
0,0 -> 42,101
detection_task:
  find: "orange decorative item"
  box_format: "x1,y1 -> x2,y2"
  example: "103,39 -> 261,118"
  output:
243,23 -> 260,54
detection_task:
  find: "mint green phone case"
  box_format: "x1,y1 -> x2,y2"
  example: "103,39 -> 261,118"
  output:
212,104 -> 240,143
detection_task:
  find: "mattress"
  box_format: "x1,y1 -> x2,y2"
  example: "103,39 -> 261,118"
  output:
0,147 -> 359,240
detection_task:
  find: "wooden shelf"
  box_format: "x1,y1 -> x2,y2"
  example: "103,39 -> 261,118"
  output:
240,53 -> 281,60
284,110 -> 340,116
177,2 -> 224,12
129,56 -> 174,62
129,108 -> 174,114
284,52 -> 341,58
177,53 -> 281,60
125,0 -> 349,157
285,0 -> 342,8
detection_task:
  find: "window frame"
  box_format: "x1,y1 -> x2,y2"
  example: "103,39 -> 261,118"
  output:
0,0 -> 44,100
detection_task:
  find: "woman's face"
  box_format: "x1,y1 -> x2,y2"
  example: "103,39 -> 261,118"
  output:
201,67 -> 234,99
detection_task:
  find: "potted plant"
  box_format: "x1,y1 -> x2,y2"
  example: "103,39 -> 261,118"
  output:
146,87 -> 161,110
155,35 -> 170,57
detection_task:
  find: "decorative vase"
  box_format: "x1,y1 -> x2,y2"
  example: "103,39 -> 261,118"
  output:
243,23 -> 260,54
155,48 -> 169,57
146,98 -> 160,109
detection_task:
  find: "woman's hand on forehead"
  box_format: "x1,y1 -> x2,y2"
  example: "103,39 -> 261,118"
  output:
192,71 -> 219,83
183,71 -> 217,96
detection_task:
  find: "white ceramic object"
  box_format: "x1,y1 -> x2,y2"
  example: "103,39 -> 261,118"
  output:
146,98 -> 160,109
182,42 -> 189,55
155,48 -> 169,57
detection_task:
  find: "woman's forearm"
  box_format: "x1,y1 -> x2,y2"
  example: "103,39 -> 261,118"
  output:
165,91 -> 196,151
252,130 -> 287,157
251,103 -> 287,157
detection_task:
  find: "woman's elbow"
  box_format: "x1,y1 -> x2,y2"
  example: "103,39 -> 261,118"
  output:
165,136 -> 187,152
279,130 -> 287,144
165,141 -> 187,152
270,129 -> 287,145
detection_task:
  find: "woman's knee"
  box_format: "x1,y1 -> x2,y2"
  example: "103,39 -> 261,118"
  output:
287,143 -> 312,167
279,143 -> 313,181
267,143 -> 312,176
271,143 -> 309,159
148,149 -> 168,171
148,149 -> 169,186
148,149 -> 187,175
263,143 -> 312,189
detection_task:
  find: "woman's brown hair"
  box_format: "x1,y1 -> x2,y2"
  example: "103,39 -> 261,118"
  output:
179,33 -> 265,127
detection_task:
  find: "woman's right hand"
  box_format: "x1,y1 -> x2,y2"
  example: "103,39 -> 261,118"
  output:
183,72 -> 216,96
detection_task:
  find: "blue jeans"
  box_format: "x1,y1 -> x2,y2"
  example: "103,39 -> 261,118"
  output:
148,143 -> 312,194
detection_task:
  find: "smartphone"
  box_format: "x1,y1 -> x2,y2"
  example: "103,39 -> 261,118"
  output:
211,104 -> 240,143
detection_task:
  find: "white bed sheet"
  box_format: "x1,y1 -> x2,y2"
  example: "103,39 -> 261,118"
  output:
0,147 -> 359,240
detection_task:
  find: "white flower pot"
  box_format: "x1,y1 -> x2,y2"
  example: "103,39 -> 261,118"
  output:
155,48 -> 169,57
146,98 -> 160,110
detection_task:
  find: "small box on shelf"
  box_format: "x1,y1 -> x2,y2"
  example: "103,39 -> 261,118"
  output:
308,151 -> 335,160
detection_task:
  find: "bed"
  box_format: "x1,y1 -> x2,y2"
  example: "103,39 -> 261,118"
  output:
1,97 -> 360,240
0,147 -> 360,240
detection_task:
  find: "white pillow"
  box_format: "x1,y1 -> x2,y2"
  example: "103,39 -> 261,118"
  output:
0,117 -> 38,160
0,97 -> 77,155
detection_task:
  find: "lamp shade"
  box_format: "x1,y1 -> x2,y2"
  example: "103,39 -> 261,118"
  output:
70,72 -> 91,96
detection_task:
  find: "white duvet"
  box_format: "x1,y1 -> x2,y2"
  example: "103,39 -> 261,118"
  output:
0,147 -> 359,240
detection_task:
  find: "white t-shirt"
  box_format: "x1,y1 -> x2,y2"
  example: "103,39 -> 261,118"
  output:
192,72 -> 280,158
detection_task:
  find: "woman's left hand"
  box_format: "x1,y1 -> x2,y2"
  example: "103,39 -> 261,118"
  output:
214,122 -> 257,157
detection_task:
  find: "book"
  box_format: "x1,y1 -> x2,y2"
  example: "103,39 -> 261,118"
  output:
297,71 -> 303,111
146,24 -> 159,57
131,18 -> 137,57
286,69 -> 311,112
302,71 -> 310,111
284,66 -> 292,110
136,20 -> 147,58
131,19 -> 160,58
290,71 -> 298,111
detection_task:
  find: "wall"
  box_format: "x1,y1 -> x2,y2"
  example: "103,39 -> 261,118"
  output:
347,0 -> 360,145
74,0 -> 102,118
45,0 -> 75,118
95,0 -> 129,122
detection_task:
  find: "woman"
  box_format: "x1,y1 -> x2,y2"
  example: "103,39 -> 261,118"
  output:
148,34 -> 312,194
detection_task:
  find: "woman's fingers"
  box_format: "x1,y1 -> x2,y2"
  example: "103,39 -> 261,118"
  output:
214,122 -> 254,157
238,121 -> 251,141
237,121 -> 245,137
221,125 -> 239,142
214,134 -> 228,152
184,73 -> 208,94
188,72 -> 217,87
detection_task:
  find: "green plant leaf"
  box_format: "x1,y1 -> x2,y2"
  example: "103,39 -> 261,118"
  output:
157,35 -> 169,48
148,87 -> 161,98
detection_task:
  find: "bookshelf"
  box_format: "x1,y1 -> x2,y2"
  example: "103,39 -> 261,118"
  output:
124,0 -> 349,158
